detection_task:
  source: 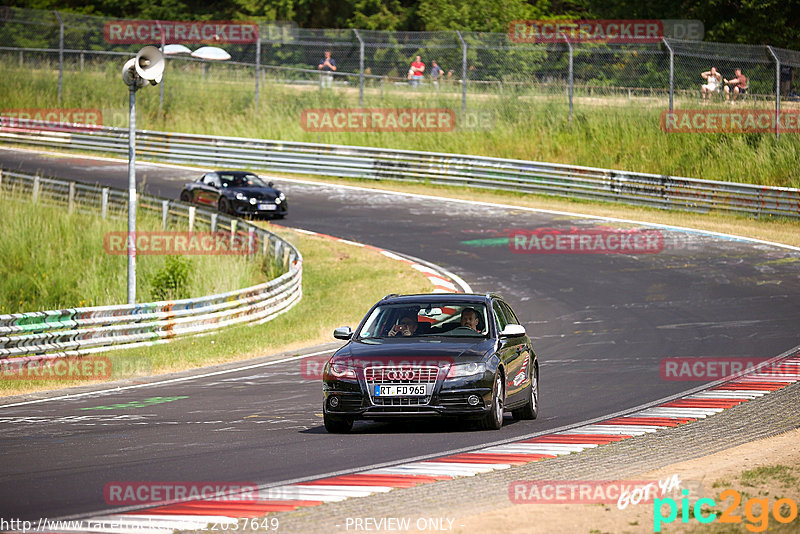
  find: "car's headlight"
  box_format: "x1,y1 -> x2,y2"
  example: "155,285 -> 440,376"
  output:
278,192 -> 286,200
446,362 -> 486,379
235,192 -> 247,201
325,363 -> 357,380
275,197 -> 282,205
249,197 -> 257,205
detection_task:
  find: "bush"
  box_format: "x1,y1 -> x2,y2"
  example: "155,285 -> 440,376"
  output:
150,256 -> 193,301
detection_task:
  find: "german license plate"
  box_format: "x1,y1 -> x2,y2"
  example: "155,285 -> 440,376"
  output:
258,203 -> 277,211
374,384 -> 427,396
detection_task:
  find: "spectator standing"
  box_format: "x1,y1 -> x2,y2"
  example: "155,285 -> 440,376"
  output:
430,60 -> 443,90
318,50 -> 337,88
409,55 -> 425,87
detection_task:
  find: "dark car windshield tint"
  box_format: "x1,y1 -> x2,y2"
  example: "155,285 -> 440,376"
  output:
358,303 -> 489,339
219,173 -> 269,188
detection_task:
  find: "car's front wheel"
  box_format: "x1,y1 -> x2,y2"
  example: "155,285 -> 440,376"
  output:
512,365 -> 539,420
324,413 -> 353,433
480,373 -> 504,430
179,191 -> 191,203
218,197 -> 231,214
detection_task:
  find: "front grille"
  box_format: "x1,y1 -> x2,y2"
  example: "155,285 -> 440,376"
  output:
365,365 -> 440,406
364,365 -> 439,384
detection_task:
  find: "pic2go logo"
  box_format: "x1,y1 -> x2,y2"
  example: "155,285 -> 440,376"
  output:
654,489 -> 798,532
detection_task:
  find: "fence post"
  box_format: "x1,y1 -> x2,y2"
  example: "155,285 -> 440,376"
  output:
156,20 -> 165,110
210,212 -> 218,232
354,29 -> 365,105
456,31 -> 467,110
0,170 -> 3,197
255,31 -> 261,109
766,46 -> 780,141
68,182 -> 75,213
33,175 -> 40,203
188,205 -> 195,231
101,187 -> 109,218
230,218 -> 238,249
54,11 -> 63,103
248,227 -> 256,255
561,33 -> 573,122
663,38 -> 674,113
161,200 -> 169,230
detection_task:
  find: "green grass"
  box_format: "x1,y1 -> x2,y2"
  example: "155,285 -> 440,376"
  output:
0,193 -> 273,314
0,227 -> 433,396
2,59 -> 799,188
740,465 -> 798,488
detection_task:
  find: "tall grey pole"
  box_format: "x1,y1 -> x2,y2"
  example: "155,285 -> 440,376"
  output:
766,46 -> 780,141
156,20 -> 165,109
255,32 -> 261,108
354,29 -> 364,105
562,33 -> 573,121
663,38 -> 674,113
456,31 -> 467,110
54,11 -> 63,103
127,83 -> 137,304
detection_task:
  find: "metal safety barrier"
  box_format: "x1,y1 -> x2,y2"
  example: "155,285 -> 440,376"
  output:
0,169 -> 303,361
1,120 -> 798,219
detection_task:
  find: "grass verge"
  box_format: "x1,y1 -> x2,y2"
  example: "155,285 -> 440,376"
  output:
0,226 -> 433,397
0,193 -> 272,314
2,61 -> 800,188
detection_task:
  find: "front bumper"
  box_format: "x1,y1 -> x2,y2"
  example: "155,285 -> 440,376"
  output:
231,199 -> 288,217
323,385 -> 493,420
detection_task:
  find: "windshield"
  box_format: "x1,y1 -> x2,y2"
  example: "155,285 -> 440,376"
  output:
358,303 -> 489,339
219,173 -> 270,188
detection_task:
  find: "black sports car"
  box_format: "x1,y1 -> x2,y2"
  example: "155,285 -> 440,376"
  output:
179,170 -> 287,218
322,293 -> 539,433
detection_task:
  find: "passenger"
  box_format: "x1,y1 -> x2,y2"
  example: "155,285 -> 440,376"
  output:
460,308 -> 480,331
388,315 -> 418,337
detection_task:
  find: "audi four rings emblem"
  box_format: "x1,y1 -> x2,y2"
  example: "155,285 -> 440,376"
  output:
386,369 -> 415,380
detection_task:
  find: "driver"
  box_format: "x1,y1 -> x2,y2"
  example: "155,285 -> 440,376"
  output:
459,308 -> 480,331
388,315 -> 419,337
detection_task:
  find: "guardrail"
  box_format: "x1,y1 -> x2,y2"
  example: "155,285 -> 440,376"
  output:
1,119 -> 799,219
0,169 -> 303,361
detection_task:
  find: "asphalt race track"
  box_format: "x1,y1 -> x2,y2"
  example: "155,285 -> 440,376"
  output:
1,148 -> 799,522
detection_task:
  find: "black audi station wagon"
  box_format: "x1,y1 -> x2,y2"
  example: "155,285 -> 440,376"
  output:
322,293 -> 539,433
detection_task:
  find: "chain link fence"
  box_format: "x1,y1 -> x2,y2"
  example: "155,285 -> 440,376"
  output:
2,7 -> 800,134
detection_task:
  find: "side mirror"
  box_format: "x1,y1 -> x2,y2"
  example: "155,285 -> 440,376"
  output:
500,324 -> 526,338
333,326 -> 353,340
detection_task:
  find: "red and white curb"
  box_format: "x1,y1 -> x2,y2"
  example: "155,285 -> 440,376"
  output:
289,227 -> 469,294
60,355 -> 799,533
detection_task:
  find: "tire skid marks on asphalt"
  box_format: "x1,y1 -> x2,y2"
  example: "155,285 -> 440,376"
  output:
54,356 -> 800,533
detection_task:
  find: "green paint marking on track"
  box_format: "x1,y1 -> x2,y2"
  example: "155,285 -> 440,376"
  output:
80,396 -> 189,411
460,237 -> 509,247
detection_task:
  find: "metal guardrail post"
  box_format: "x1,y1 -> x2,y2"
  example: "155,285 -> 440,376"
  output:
161,200 -> 169,230
766,46 -> 781,141
230,218 -> 238,249
101,187 -> 109,218
210,212 -> 218,232
54,11 -> 63,104
456,31 -> 467,110
33,175 -> 40,203
68,182 -> 75,213
354,29 -> 365,106
663,38 -> 674,113
188,206 -> 195,231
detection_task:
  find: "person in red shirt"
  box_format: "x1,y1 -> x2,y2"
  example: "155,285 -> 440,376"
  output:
724,69 -> 748,102
408,55 -> 425,87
